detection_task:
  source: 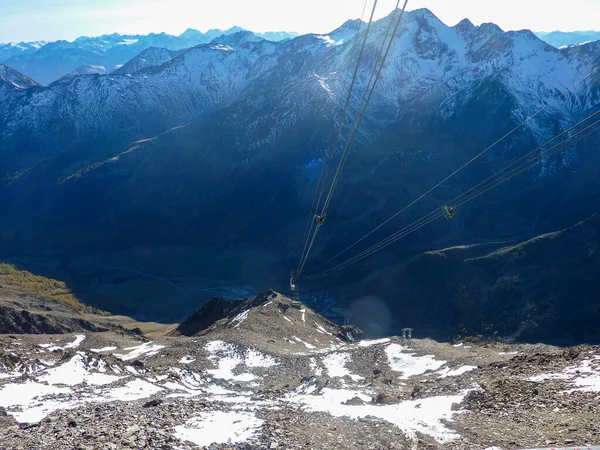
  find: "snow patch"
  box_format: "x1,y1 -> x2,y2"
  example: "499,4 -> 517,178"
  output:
293,336 -> 315,349
0,382 -> 71,423
245,349 -> 278,368
322,353 -> 363,381
310,358 -> 323,376
286,388 -> 465,443
231,310 -> 249,328
117,38 -> 139,45
205,341 -> 256,382
105,379 -> 162,401
114,342 -> 165,361
174,411 -> 263,447
437,365 -> 477,378
315,324 -> 333,336
40,334 -> 86,352
528,357 -> 600,392
385,344 -> 446,378
358,338 -> 391,347
90,346 -> 117,353
0,365 -> 160,423
179,355 -> 195,364
39,353 -> 121,386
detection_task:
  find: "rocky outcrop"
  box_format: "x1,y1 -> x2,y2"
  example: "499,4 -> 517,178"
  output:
173,296 -> 243,336
0,304 -> 107,334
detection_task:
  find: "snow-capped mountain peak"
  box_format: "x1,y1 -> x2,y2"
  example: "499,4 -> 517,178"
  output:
113,47 -> 180,75
210,30 -> 265,46
0,64 -> 39,89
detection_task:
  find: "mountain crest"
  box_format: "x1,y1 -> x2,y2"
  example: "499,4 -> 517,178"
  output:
0,64 -> 39,89
454,18 -> 475,33
210,30 -> 264,45
114,46 -> 179,75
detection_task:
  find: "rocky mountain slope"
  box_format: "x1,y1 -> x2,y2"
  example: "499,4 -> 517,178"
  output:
0,292 -> 599,449
0,64 -> 39,102
0,8 -> 599,336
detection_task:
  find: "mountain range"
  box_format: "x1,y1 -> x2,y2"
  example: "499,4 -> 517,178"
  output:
2,25 -> 599,86
1,8 -> 599,341
534,30 -> 600,48
0,27 -> 299,85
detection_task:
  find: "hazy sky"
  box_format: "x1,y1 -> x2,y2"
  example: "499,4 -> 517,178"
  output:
2,0 -> 599,43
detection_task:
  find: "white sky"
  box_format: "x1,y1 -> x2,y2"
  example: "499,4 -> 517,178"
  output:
1,0 -> 599,43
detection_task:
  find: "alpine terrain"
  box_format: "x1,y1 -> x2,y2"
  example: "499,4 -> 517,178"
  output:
1,7 -> 599,343
0,28 -> 298,85
1,291 -> 600,449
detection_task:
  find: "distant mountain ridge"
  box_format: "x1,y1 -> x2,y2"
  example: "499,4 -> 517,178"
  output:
0,27 -> 299,85
535,30 -> 600,48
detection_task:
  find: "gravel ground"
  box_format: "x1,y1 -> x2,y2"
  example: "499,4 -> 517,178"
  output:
1,293 -> 599,449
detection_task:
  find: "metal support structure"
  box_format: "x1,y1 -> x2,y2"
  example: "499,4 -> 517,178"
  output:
401,327 -> 413,339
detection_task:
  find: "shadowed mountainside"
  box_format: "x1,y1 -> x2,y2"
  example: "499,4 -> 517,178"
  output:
324,213 -> 600,343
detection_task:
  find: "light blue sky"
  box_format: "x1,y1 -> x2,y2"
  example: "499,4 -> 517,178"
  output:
2,0 -> 600,43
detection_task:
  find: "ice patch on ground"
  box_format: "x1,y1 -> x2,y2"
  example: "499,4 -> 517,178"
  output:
174,411 -> 263,446
286,388 -> 465,443
385,344 -> 446,378
114,342 -> 165,361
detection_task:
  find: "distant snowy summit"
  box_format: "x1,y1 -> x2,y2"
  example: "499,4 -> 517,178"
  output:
535,30 -> 600,48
